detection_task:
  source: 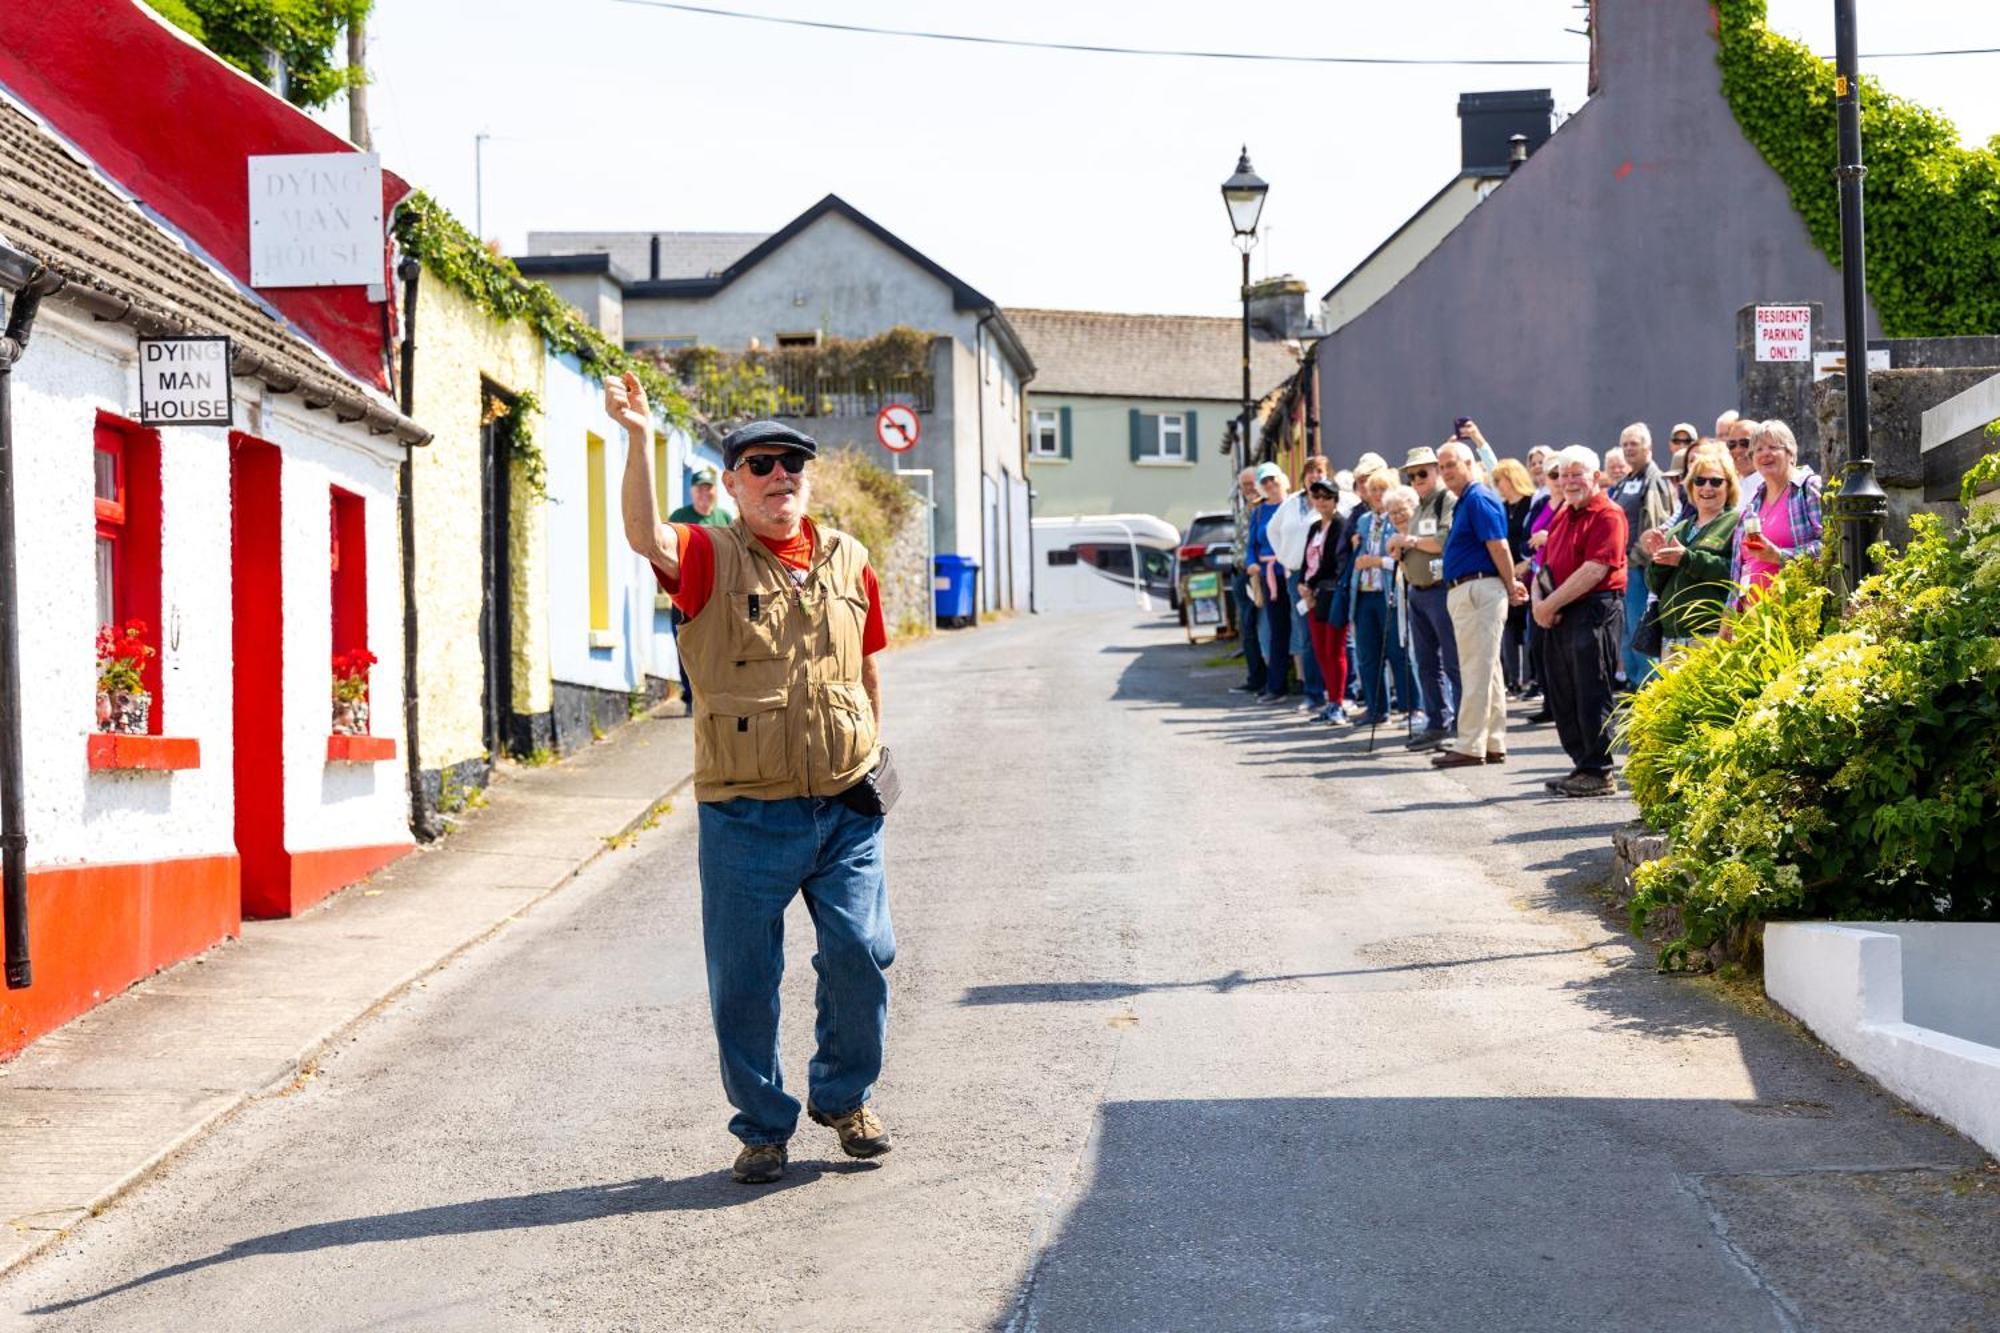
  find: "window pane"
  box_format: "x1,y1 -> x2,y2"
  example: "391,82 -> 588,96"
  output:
96,536 -> 116,626
94,449 -> 118,503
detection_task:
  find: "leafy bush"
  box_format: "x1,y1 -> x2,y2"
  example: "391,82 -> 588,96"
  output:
809,448 -> 917,560
1625,476 -> 2000,968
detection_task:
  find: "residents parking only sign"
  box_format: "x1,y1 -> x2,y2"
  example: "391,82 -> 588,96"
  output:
1754,304 -> 1813,362
137,336 -> 233,427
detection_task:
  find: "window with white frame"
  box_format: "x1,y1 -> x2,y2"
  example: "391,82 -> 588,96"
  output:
1030,409 -> 1062,458
1152,413 -> 1186,461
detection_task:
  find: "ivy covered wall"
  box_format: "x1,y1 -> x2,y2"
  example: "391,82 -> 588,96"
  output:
1715,0 -> 2000,337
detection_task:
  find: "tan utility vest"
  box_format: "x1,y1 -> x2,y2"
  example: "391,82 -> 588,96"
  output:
678,519 -> 879,803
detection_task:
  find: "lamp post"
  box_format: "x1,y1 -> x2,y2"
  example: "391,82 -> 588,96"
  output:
1829,0 -> 1886,592
1221,148 -> 1268,467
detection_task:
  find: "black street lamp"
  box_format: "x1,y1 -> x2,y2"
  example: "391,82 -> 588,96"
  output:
1221,148 -> 1268,464
1829,0 -> 1886,592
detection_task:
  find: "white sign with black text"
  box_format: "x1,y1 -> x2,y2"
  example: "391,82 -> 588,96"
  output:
1753,304 -> 1814,363
248,152 -> 384,288
1811,347 -> 1892,382
138,336 -> 234,427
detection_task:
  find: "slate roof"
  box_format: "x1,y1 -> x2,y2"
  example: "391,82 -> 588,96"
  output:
525,230 -> 769,281
0,94 -> 425,443
1005,308 -> 1298,402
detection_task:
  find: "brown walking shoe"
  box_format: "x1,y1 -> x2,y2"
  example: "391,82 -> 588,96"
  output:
808,1103 -> 893,1159
731,1141 -> 788,1184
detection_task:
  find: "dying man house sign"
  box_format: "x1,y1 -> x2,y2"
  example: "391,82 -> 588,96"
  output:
247,152 -> 385,290
138,336 -> 233,427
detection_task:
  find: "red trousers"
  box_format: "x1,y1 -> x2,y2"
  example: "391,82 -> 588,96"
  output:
1309,616 -> 1349,705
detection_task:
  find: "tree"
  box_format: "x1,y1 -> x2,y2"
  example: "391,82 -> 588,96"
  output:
142,0 -> 371,111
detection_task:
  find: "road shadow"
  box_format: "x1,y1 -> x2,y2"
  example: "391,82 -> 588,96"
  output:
959,944 -> 1614,1006
993,1096 -> 1995,1333
29,1164 -> 877,1314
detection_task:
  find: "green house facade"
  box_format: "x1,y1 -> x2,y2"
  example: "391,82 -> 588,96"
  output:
1009,309 -> 1298,533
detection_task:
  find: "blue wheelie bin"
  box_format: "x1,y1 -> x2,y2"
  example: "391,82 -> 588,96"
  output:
933,554 -> 979,628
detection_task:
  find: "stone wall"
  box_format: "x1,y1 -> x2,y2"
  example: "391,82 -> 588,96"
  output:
1815,367 -> 1998,543
878,480 -> 935,639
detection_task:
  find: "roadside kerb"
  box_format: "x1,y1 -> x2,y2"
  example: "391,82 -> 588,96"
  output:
0,712 -> 695,1280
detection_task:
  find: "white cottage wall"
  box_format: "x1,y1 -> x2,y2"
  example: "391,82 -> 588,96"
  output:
256,400 -> 411,855
12,307 -> 235,866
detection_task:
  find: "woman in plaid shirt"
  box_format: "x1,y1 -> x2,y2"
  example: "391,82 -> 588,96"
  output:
1730,419 -> 1823,599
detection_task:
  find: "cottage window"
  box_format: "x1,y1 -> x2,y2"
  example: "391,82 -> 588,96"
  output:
330,488 -> 368,660
586,432 -> 611,637
775,330 -> 821,349
93,413 -> 164,727
1030,410 -> 1062,459
1129,409 -> 1197,465
1156,414 -> 1186,460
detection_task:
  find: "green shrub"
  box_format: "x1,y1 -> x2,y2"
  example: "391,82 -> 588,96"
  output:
810,448 -> 917,558
1625,483 -> 2000,968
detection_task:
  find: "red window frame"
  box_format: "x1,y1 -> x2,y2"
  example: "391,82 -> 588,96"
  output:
93,413 -> 163,732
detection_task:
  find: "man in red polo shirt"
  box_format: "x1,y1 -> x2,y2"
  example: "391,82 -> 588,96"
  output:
1532,445 -> 1628,797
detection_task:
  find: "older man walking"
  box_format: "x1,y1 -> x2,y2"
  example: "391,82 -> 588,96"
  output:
608,372 -> 897,1185
1432,442 -> 1523,768
1534,446 -> 1629,797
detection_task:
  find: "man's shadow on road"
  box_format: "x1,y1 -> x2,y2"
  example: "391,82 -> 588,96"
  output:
30,1163 -> 877,1314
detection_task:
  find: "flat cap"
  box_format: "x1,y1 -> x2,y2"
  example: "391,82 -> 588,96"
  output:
720,420 -> 819,469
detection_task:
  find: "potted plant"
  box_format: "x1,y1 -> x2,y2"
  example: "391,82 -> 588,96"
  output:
95,620 -> 155,734
332,647 -> 377,734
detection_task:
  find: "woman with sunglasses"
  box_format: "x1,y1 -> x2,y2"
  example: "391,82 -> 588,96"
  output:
1640,443 -> 1741,654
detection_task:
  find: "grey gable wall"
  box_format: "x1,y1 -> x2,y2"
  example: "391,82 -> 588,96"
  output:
1313,0 -> 1874,465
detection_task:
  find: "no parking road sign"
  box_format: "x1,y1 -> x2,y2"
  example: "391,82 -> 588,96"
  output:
875,403 -> 920,454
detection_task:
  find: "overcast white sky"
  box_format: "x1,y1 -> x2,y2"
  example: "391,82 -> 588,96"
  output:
336,1 -> 1997,318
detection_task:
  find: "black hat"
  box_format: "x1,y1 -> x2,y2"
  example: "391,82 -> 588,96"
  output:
720,420 -> 819,469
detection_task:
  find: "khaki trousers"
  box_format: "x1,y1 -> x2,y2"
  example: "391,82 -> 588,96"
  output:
1446,577 -> 1510,758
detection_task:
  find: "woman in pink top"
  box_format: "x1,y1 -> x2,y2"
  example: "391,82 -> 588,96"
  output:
1730,419 -> 1824,598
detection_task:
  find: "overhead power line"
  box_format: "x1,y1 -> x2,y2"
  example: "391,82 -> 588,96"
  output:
609,1 -> 1998,65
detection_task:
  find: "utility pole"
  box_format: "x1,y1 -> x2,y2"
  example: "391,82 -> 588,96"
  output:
1829,0 -> 1886,592
346,11 -> 371,151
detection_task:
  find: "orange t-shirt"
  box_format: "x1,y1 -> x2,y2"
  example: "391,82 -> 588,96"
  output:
655,519 -> 888,655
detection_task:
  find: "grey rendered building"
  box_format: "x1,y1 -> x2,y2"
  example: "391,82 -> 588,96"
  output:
1310,0 -> 1874,468
519,195 -> 1036,613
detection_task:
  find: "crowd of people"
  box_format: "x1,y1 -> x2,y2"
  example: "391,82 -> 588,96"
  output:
1225,412 -> 1826,797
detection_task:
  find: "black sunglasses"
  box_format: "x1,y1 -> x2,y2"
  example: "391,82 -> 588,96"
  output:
1406,468 -> 1433,480
1727,439 -> 1753,450
737,451 -> 810,477
1689,476 -> 1727,489
1671,435 -> 1695,444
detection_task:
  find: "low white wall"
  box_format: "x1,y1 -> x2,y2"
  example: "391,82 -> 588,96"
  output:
1766,922 -> 2000,1158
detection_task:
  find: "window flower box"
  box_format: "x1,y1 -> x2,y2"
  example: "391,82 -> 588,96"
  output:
326,733 -> 397,763
87,733 -> 200,771
332,648 -> 378,735
95,620 -> 155,735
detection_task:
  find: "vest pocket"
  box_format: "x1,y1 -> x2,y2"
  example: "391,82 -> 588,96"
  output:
702,688 -> 790,784
727,591 -> 789,664
821,681 -> 877,781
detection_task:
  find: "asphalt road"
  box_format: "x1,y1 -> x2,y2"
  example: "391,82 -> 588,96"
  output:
4,612 -> 1994,1332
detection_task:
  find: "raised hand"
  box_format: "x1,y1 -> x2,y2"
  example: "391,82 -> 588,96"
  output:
603,370 -> 651,435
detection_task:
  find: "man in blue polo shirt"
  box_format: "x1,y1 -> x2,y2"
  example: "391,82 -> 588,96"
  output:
1433,442 -> 1525,768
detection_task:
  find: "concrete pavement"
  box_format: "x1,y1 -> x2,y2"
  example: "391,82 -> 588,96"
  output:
0,712 -> 692,1281
1,612 -> 1994,1331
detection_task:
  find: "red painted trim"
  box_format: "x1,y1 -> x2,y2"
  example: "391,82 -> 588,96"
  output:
325,734 -> 397,763
87,733 -> 201,771
230,434 -> 287,918
0,3 -> 410,388
0,854 -> 240,1062
272,843 -> 411,920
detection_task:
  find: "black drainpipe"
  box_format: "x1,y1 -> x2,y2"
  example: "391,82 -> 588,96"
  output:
396,256 -> 435,840
0,262 -> 57,989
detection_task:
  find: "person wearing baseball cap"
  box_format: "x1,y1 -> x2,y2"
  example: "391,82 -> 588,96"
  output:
604,380 -> 896,1184
666,465 -> 734,715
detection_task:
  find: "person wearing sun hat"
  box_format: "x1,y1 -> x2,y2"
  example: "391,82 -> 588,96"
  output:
1388,445 -> 1460,749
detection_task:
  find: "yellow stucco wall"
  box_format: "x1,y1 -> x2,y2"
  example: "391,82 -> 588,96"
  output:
406,271 -> 549,773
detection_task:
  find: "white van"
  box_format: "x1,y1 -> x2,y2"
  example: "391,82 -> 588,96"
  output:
1032,514 -> 1180,614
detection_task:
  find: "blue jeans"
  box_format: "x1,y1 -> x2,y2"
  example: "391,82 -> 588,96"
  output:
1351,589 -> 1414,723
1257,566 -> 1293,696
1405,584 -> 1461,734
1289,571 -> 1325,705
1231,569 -> 1266,692
1622,573 -> 1657,687
698,796 -> 895,1145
